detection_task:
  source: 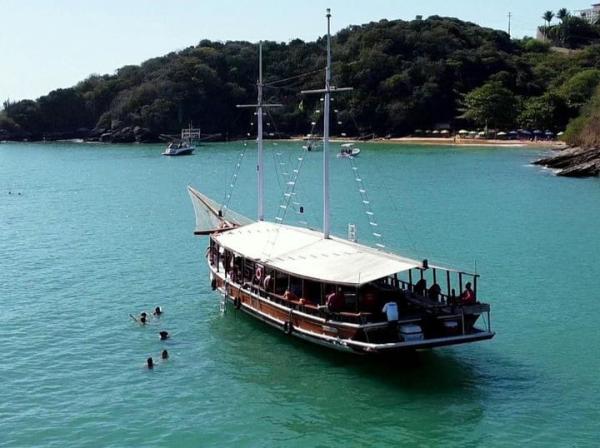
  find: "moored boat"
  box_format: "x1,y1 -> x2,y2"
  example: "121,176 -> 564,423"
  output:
188,9 -> 494,355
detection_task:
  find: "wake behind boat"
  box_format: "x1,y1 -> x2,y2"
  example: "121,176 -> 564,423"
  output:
188,9 -> 494,355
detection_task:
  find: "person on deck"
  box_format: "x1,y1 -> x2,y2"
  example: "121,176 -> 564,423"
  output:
414,279 -> 427,296
461,282 -> 476,304
382,300 -> 400,337
325,291 -> 345,313
382,301 -> 399,322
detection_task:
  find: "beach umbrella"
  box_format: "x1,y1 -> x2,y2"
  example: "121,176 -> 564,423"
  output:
533,130 -> 543,135
440,130 -> 450,134
432,130 -> 440,134
509,131 -> 518,135
497,131 -> 507,136
469,131 -> 477,136
458,129 -> 469,134
545,130 -> 554,136
477,131 -> 486,136
520,130 -> 532,136
414,129 -> 423,134
557,131 -> 565,136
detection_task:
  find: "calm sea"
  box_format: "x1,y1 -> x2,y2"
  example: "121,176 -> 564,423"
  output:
1,141 -> 599,447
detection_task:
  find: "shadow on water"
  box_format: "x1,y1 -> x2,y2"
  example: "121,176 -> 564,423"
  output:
206,303 -> 498,396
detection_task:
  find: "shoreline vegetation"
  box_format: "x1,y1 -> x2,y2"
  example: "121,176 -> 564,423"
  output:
1,13 -> 600,175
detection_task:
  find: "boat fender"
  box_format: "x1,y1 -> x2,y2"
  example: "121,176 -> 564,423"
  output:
255,266 -> 263,282
234,296 -> 241,309
211,278 -> 217,291
283,321 -> 293,335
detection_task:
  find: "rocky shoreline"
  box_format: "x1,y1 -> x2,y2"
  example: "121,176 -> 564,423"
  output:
0,126 -> 160,143
534,146 -> 600,177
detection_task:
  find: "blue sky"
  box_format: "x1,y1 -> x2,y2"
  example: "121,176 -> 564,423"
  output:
0,0 -> 589,101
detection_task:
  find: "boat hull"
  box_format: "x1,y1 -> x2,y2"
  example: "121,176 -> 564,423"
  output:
162,148 -> 194,156
208,262 -> 494,355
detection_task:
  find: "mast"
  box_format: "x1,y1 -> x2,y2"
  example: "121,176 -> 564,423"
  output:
301,9 -> 352,239
257,43 -> 265,221
237,42 -> 281,222
323,9 -> 332,239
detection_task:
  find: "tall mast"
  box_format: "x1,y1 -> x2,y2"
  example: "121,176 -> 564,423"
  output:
301,9 -> 352,239
257,43 -> 265,221
237,42 -> 281,222
323,9 -> 332,239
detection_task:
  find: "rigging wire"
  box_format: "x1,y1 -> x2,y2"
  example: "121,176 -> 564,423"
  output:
263,67 -> 324,87
347,156 -> 386,249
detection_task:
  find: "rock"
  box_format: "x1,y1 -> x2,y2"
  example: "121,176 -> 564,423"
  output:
100,132 -> 113,142
534,146 -> 600,177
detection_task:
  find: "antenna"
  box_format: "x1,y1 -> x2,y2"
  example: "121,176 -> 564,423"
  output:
237,42 -> 282,221
301,9 -> 353,239
508,12 -> 512,37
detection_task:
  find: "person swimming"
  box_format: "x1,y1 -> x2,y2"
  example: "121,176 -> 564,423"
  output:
159,331 -> 169,340
161,349 -> 169,360
153,306 -> 162,317
147,357 -> 154,369
140,315 -> 147,325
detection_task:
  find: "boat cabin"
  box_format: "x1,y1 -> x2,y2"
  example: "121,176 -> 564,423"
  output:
206,221 -> 492,352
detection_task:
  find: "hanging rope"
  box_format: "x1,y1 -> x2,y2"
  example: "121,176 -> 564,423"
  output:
347,156 -> 386,249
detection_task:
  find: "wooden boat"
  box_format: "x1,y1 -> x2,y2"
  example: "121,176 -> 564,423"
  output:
188,10 -> 494,355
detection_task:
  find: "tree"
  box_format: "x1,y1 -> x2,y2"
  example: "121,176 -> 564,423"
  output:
558,69 -> 600,111
543,10 -> 555,28
519,93 -> 567,130
556,8 -> 569,22
461,81 -> 519,129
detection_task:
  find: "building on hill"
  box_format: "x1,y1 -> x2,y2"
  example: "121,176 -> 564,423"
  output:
574,4 -> 600,23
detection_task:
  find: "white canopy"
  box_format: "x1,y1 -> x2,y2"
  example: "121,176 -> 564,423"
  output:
213,221 -> 421,286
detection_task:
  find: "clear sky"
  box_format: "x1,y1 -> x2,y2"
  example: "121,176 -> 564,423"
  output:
0,0 -> 589,101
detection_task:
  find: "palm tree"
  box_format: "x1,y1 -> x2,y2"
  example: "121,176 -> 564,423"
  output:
557,8 -> 569,22
542,10 -> 555,40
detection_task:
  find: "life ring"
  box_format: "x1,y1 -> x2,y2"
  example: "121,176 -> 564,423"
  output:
234,296 -> 241,309
255,266 -> 263,282
283,321 -> 293,335
211,278 -> 217,291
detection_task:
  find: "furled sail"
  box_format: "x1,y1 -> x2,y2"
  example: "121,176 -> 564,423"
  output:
187,186 -> 253,235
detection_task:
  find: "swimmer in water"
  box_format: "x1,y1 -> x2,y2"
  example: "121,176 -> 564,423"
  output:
153,306 -> 162,317
161,349 -> 169,360
140,315 -> 147,325
159,331 -> 169,341
147,357 -> 154,369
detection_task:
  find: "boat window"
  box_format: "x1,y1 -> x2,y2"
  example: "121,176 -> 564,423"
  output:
273,270 -> 288,295
243,259 -> 255,284
303,279 -> 322,305
288,276 -> 302,298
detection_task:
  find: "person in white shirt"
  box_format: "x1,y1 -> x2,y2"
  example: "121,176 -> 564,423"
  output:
382,301 -> 399,336
382,301 -> 399,322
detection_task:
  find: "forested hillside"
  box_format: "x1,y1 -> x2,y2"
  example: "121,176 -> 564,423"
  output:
3,15 -> 600,142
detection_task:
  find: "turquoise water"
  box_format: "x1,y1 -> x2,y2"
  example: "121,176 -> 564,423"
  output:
1,141 -> 599,447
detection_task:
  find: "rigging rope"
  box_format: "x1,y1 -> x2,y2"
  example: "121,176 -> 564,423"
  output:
347,156 -> 386,249
220,138 -> 249,214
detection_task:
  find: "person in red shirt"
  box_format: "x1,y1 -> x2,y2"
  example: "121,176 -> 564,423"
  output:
461,282 -> 476,304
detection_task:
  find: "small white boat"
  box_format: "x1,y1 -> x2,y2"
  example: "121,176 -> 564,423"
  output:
162,141 -> 195,156
339,143 -> 360,158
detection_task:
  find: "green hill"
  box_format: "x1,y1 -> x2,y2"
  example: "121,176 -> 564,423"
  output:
2,15 -> 600,142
